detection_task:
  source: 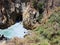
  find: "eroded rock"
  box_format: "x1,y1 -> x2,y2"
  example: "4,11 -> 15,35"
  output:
23,4 -> 39,29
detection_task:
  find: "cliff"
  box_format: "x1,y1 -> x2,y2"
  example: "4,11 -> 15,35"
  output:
0,0 -> 60,29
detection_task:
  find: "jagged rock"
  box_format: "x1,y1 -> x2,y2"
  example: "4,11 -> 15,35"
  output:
0,0 -> 22,29
0,0 -> 60,29
0,35 -> 7,40
23,4 -> 39,29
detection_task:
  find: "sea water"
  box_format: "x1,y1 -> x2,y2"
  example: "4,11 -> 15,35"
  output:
0,22 -> 28,39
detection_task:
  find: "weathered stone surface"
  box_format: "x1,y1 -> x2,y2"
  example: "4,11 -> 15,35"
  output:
0,0 -> 60,29
0,0 -> 22,29
23,4 -> 39,29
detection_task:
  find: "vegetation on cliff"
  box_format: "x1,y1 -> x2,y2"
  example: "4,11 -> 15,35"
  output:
15,10 -> 60,45
2,9 -> 60,45
32,11 -> 60,45
0,0 -> 60,45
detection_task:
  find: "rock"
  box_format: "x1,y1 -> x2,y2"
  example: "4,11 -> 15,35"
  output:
0,9 -> 8,29
0,0 -> 60,29
23,4 -> 39,30
0,0 -> 22,29
0,41 -> 6,45
0,35 -> 8,40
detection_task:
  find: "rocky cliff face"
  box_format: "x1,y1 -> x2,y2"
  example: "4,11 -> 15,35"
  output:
23,4 -> 39,29
0,0 -> 22,29
0,0 -> 40,29
0,0 -> 60,29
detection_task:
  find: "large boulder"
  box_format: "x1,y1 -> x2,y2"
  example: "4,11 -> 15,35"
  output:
0,0 -> 23,29
23,4 -> 39,29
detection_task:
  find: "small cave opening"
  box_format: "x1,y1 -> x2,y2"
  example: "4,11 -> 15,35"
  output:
16,14 -> 23,22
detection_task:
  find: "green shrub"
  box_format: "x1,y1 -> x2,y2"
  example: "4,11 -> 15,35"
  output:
32,1 -> 44,14
34,11 -> 60,45
37,2 -> 44,14
32,0 -> 38,9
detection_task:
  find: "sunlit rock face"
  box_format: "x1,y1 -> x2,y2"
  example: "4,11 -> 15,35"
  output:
23,4 -> 39,29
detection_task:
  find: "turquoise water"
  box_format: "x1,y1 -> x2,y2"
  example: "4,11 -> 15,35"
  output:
0,22 -> 28,39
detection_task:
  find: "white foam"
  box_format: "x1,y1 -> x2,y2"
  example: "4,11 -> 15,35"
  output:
0,22 -> 28,38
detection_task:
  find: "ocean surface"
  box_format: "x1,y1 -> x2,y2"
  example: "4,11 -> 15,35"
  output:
0,22 -> 28,39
